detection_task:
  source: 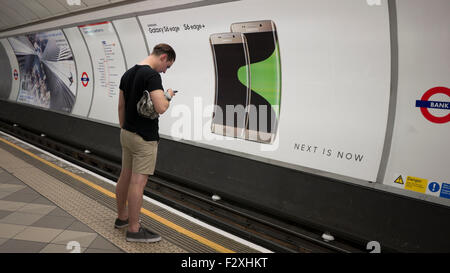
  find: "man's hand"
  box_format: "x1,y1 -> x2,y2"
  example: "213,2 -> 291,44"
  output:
167,89 -> 176,97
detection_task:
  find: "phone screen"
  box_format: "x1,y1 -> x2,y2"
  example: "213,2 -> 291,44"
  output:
212,42 -> 249,129
238,30 -> 281,135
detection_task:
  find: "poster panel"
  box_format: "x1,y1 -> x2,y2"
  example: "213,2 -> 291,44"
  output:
7,30 -> 76,112
64,27 -> 94,118
79,21 -> 126,124
138,0 -> 391,181
2,38 -> 21,102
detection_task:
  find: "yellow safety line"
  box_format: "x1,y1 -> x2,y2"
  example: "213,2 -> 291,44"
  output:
0,136 -> 235,253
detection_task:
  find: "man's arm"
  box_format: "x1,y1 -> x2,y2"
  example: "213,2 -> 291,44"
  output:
118,89 -> 125,128
150,89 -> 174,114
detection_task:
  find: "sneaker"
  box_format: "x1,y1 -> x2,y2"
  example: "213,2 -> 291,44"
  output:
114,218 -> 129,229
126,227 -> 161,243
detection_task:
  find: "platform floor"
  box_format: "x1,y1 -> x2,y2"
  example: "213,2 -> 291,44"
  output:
0,131 -> 269,253
0,167 -> 124,253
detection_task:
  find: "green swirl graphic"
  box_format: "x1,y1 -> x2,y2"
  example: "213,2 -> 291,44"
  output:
237,43 -> 281,115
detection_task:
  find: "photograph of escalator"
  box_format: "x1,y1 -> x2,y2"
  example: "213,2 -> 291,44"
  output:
8,30 -> 76,113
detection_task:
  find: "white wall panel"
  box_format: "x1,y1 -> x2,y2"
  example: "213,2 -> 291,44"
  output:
64,27 -> 94,117
383,0 -> 450,202
0,41 -> 12,100
79,21 -> 126,125
0,39 -> 20,101
112,17 -> 149,69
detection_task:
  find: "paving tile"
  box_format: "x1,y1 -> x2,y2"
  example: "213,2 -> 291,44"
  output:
47,207 -> 73,218
0,200 -> 28,211
0,150 -> 33,168
14,226 -> 64,243
40,243 -> 86,253
84,247 -> 123,253
12,187 -> 40,196
0,239 -> 47,253
0,210 -> 13,220
31,197 -> 55,205
0,191 -> 14,199
51,230 -> 98,248
0,174 -> 25,185
0,211 -> 45,226
1,190 -> 41,203
17,203 -> 56,215
88,236 -> 123,252
0,172 -> 15,182
0,223 -> 27,239
31,214 -> 76,230
0,184 -> 26,193
66,220 -> 95,233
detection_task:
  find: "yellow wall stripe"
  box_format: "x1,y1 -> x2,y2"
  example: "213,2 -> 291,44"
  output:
0,136 -> 235,253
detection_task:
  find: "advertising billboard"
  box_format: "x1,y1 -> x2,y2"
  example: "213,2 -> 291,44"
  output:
8,30 -> 76,112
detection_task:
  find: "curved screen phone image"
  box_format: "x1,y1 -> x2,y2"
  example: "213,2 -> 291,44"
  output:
210,33 -> 250,139
231,20 -> 281,144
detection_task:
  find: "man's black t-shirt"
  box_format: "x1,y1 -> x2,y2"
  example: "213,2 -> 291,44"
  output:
119,65 -> 163,141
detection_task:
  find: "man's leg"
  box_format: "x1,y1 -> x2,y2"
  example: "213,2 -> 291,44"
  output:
115,167 -> 132,220
127,172 -> 148,232
117,129 -> 133,221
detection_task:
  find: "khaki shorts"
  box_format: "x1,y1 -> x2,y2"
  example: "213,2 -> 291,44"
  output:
120,129 -> 158,175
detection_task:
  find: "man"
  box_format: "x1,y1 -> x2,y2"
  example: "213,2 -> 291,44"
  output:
115,44 -> 176,242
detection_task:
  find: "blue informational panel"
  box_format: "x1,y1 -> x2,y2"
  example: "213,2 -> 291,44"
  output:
440,183 -> 450,199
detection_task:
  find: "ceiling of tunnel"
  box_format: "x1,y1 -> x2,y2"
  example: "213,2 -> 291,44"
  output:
0,0 -> 141,32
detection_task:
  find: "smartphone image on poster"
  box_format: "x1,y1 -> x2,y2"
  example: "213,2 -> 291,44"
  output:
231,20 -> 281,144
210,33 -> 250,139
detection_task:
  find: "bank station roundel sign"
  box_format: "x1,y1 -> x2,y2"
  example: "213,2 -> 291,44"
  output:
415,87 -> 450,124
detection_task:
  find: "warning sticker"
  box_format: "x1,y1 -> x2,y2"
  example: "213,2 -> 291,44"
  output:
394,175 -> 404,185
405,176 -> 428,194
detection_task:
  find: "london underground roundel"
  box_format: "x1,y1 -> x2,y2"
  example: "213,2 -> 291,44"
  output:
81,72 -> 89,87
415,87 -> 450,124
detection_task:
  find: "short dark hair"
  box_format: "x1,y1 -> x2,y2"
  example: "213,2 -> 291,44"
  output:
151,43 -> 176,62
